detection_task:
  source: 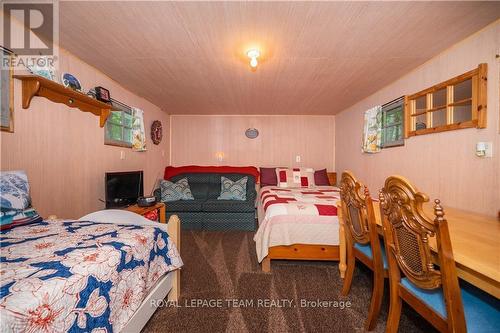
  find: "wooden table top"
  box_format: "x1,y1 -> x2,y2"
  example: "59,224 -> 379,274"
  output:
125,202 -> 165,215
372,201 -> 500,297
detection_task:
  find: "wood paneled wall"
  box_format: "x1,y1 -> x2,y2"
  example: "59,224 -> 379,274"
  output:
170,115 -> 335,171
335,22 -> 500,217
0,49 -> 169,219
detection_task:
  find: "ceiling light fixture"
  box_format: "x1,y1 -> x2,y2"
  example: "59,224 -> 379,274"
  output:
247,49 -> 260,68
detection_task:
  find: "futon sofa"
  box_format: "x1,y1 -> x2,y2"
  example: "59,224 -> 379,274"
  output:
154,166 -> 258,231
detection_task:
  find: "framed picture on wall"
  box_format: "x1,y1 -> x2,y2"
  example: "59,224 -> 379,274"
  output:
1,48 -> 14,132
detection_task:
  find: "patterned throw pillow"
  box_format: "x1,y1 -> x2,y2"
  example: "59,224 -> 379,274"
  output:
0,207 -> 43,230
160,178 -> 194,202
0,171 -> 31,210
276,168 -> 315,188
218,176 -> 248,201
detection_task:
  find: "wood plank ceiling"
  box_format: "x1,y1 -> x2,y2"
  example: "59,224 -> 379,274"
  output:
59,1 -> 500,115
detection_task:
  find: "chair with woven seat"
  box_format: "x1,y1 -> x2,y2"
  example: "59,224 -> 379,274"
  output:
379,175 -> 500,333
339,171 -> 388,331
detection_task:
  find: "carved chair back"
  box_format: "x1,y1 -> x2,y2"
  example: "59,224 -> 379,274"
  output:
378,175 -> 443,289
339,171 -> 371,245
379,175 -> 466,330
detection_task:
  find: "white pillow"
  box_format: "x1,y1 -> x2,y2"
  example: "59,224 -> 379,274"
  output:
276,168 -> 314,188
79,209 -> 150,225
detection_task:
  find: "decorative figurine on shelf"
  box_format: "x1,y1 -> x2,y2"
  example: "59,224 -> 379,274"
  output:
26,56 -> 56,81
94,86 -> 111,103
61,73 -> 83,92
151,120 -> 162,145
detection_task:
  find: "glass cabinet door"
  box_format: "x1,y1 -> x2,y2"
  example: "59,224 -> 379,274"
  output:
451,78 -> 473,123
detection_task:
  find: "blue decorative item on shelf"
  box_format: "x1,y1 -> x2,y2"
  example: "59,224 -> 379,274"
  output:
61,73 -> 82,92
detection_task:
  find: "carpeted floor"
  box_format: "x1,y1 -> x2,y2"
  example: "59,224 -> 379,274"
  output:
143,230 -> 437,333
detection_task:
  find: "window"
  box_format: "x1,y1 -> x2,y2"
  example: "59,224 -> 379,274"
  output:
405,63 -> 487,137
104,101 -> 134,147
381,97 -> 404,148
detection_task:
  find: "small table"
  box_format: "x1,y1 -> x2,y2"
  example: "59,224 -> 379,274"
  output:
125,202 -> 166,224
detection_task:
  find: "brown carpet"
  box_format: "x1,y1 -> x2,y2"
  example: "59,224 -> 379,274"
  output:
143,230 -> 437,333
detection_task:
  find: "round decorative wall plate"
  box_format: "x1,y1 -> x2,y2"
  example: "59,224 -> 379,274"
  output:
61,73 -> 83,92
151,120 -> 162,145
245,128 -> 259,139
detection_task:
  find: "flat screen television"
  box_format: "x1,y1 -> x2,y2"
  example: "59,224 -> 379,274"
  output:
105,171 -> 143,208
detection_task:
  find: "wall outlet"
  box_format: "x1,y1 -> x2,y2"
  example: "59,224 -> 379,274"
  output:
120,150 -> 125,160
296,155 -> 301,163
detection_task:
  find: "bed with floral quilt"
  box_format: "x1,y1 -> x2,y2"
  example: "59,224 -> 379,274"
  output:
0,217 -> 183,333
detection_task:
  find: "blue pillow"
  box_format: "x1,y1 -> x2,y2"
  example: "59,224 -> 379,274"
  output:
160,178 -> 194,202
218,176 -> 248,201
0,171 -> 31,210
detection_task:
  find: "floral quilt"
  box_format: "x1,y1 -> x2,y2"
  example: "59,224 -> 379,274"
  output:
260,187 -> 340,216
0,219 -> 183,333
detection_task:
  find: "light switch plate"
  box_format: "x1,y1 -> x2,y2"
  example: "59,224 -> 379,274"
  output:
296,155 -> 301,163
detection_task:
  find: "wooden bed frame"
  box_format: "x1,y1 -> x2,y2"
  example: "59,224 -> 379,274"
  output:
261,244 -> 339,272
260,172 -> 340,272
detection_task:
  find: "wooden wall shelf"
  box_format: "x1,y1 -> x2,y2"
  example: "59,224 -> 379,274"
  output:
14,75 -> 111,127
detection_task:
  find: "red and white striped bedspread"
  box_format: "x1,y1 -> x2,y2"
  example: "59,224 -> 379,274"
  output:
254,186 -> 341,262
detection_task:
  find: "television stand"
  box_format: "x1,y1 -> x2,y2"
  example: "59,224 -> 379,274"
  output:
125,202 -> 166,224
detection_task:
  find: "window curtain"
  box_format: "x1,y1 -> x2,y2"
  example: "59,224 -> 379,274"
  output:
132,108 -> 146,151
362,105 -> 382,153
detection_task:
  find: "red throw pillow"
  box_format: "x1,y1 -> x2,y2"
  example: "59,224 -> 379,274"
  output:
314,169 -> 330,186
259,167 -> 278,186
164,165 -> 259,180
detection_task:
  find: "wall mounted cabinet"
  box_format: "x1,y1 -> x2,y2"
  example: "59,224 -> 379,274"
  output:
404,63 -> 487,137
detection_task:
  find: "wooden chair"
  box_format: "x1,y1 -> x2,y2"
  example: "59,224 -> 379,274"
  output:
379,175 -> 500,333
339,171 -> 388,331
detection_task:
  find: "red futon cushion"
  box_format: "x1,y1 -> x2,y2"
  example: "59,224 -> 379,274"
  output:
164,165 -> 259,180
